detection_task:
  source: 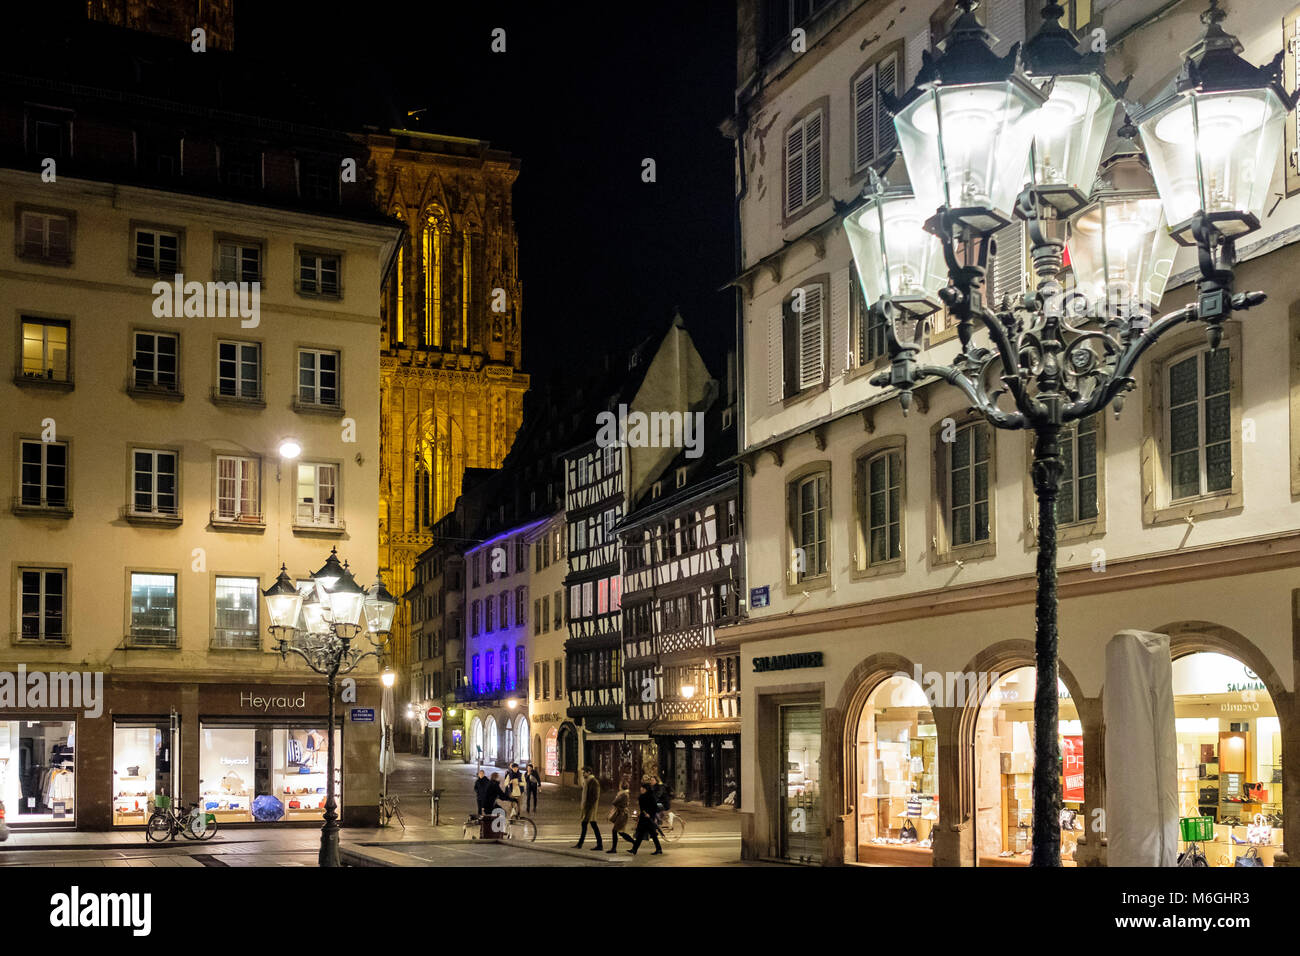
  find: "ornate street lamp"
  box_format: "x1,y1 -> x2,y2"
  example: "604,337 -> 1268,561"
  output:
264,556 -> 396,867
860,0 -> 1285,866
1135,0 -> 1291,247
1068,124 -> 1178,317
887,0 -> 1047,235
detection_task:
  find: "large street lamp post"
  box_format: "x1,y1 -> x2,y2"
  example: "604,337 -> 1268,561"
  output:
263,550 -> 397,867
852,0 -> 1290,865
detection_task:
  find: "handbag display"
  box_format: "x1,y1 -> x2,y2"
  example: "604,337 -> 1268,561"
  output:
899,820 -> 918,843
1178,843 -> 1208,867
1198,787 -> 1218,804
221,770 -> 244,792
1234,846 -> 1263,867
1247,813 -> 1271,846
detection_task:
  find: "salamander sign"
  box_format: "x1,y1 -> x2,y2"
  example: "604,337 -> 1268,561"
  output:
752,652 -> 823,673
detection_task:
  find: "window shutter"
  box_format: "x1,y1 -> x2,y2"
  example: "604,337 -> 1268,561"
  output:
906,28 -> 928,90
1286,6 -> 1300,197
986,0 -> 1026,57
876,54 -> 899,156
803,111 -> 823,206
786,124 -> 805,214
990,220 -> 1026,308
854,67 -> 877,172
798,283 -> 825,390
767,303 -> 784,404
830,267 -> 850,380
783,296 -> 800,398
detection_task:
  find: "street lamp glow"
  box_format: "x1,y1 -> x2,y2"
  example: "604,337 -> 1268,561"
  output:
507,698 -> 518,710
363,574 -> 398,636
448,709 -> 456,717
381,669 -> 396,688
325,565 -> 366,627
261,565 -> 303,630
278,438 -> 302,460
680,684 -> 696,700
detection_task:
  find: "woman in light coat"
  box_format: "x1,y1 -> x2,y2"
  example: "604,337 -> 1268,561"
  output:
607,778 -> 633,852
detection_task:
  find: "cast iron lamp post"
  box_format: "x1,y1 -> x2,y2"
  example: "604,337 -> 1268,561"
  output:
854,0 -> 1290,866
262,550 -> 397,867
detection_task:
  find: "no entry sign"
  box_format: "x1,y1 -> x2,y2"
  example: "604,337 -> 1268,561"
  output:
426,705 -> 443,724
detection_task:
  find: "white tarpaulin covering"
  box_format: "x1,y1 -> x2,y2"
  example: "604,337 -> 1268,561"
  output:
1104,629 -> 1178,866
379,684 -> 397,776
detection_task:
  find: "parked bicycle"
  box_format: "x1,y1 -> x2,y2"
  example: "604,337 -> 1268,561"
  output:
145,795 -> 217,842
462,805 -> 536,842
379,792 -> 405,829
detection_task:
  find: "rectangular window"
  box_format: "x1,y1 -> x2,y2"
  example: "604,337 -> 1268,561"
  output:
1168,348 -> 1232,501
20,317 -> 70,382
138,133 -> 181,177
858,450 -> 902,567
516,647 -> 526,690
300,161 -> 337,203
597,578 -> 609,615
221,149 -> 260,189
471,601 -> 481,635
1057,418 -> 1099,525
134,229 -> 179,275
542,595 -> 550,633
30,111 -> 71,157
582,582 -> 593,617
792,473 -> 828,580
785,110 -> 824,216
554,590 -> 563,629
853,265 -> 887,366
949,423 -> 991,546
472,654 -> 481,688
298,349 -> 339,407
133,331 -> 179,391
216,455 -> 259,521
19,439 -> 67,509
19,211 -> 71,261
852,52 -> 899,173
485,598 -> 495,632
542,661 -> 551,699
516,587 -> 527,626
217,241 -> 261,283
299,253 -> 340,295
555,659 -> 564,696
217,340 -> 261,399
132,449 -> 178,516
534,663 -> 541,699
19,568 -> 65,642
213,576 -> 259,649
609,575 -> 621,611
533,599 -> 541,635
295,462 -> 338,526
129,572 -> 177,646
500,592 -> 510,630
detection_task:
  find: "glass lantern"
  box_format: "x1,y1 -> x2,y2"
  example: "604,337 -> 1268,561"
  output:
363,575 -> 398,636
1069,146 -> 1177,312
1135,2 -> 1291,244
1027,73 -> 1117,215
844,176 -> 947,319
895,79 -> 1045,234
325,566 -> 366,628
261,565 -> 303,630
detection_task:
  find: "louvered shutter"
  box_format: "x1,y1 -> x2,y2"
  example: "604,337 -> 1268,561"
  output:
798,283 -> 825,390
786,124 -> 805,215
990,221 -> 1026,307
986,0 -> 1026,57
876,53 -> 898,156
854,66 -> 877,173
803,112 -> 823,206
766,304 -> 784,404
830,268 -> 850,380
1286,6 -> 1300,197
906,28 -> 928,89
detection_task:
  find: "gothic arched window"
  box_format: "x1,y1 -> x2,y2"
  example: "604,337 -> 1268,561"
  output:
423,212 -> 445,347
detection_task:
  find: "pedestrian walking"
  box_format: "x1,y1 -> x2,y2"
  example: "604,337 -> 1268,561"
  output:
481,772 -> 507,839
572,766 -> 603,850
525,762 -> 541,813
502,762 -> 524,815
606,778 -> 633,853
627,782 -> 663,855
473,769 -> 490,815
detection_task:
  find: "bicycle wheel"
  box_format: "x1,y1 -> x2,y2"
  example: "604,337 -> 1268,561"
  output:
664,814 -> 685,842
392,804 -> 406,830
196,815 -> 218,841
145,812 -> 172,843
510,816 -> 536,842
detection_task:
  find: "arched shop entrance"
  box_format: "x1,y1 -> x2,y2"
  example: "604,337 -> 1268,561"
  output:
974,668 -> 1082,866
486,717 -> 499,763
515,716 -> 530,763
1172,651 -> 1284,866
853,674 -> 938,865
559,724 -> 579,777
470,717 -> 484,765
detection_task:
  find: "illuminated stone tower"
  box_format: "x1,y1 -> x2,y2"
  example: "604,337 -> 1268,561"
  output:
86,0 -> 236,49
370,130 -> 527,711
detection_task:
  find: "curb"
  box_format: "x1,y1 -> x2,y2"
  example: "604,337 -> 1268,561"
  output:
345,838 -> 629,865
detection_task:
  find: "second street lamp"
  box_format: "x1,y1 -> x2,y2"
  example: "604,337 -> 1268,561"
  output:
858,0 -> 1288,866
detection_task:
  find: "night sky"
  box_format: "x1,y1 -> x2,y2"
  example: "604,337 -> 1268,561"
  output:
241,2 -> 739,385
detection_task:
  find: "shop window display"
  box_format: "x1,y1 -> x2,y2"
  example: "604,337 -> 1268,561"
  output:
199,724 -> 341,823
780,703 -> 821,863
974,669 -> 1081,866
0,720 -> 75,826
1173,652 -> 1283,867
112,721 -> 176,826
855,676 -> 938,864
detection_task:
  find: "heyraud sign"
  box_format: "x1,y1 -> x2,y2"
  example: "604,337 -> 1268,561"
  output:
0,666 -> 103,718
239,690 -> 307,711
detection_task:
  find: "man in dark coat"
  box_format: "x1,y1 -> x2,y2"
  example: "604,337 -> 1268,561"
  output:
473,769 -> 490,814
572,766 -> 603,850
627,782 -> 663,855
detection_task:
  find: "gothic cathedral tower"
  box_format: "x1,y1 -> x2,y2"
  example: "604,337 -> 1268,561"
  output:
369,131 -> 528,690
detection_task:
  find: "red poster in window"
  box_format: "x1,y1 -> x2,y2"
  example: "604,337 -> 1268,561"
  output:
609,575 -> 621,611
1062,735 -> 1085,802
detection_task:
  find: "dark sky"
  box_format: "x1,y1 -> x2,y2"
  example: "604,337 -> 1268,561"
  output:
240,2 -> 739,386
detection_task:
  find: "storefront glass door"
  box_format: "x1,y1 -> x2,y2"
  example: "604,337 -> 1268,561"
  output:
112,719 -> 178,826
0,719 -> 76,826
779,704 -> 822,863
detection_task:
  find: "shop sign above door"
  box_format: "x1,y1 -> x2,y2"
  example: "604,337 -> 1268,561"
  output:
239,691 -> 307,711
751,652 -> 823,673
